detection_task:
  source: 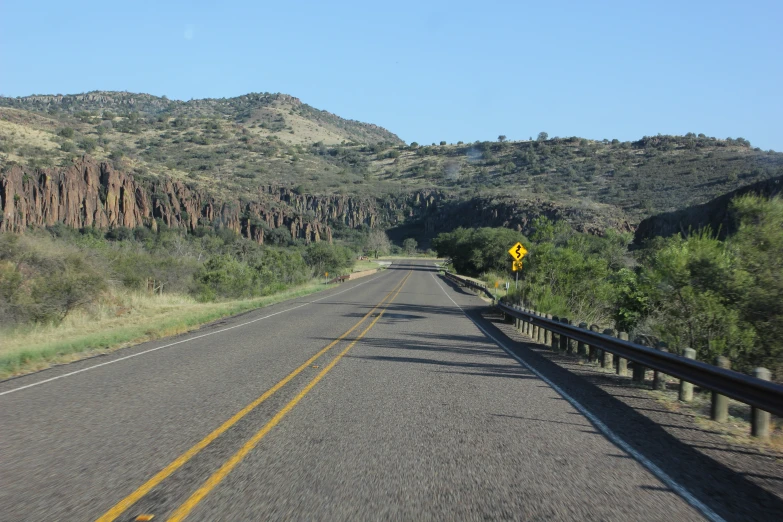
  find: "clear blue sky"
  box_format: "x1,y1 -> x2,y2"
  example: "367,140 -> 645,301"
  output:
2,0 -> 781,150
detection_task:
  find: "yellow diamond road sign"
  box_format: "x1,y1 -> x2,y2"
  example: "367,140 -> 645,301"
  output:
508,242 -> 528,261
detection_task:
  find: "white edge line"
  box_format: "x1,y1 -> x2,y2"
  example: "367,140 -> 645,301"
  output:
0,269 -> 394,397
430,273 -> 723,522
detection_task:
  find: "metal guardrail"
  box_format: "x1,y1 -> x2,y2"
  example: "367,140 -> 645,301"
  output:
496,301 -> 783,418
443,271 -> 496,301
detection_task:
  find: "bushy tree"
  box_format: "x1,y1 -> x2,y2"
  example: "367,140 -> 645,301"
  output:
432,227 -> 528,275
403,238 -> 418,254
303,242 -> 354,276
365,229 -> 391,258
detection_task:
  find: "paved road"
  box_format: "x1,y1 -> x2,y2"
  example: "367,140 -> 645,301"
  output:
1,261 -> 713,520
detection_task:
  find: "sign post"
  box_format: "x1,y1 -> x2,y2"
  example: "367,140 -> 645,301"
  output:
508,242 -> 528,291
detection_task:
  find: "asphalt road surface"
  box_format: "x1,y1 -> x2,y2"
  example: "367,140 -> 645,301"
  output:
1,261 -> 722,520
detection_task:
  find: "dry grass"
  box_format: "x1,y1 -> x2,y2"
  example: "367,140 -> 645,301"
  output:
0,118 -> 61,163
649,386 -> 783,453
0,281 -> 332,379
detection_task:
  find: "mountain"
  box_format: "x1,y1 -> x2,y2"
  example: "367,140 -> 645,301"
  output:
2,91 -> 783,241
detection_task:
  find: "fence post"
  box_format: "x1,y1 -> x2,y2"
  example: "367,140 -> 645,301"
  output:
544,314 -> 552,346
751,368 -> 771,440
711,356 -> 730,422
653,341 -> 669,391
560,318 -> 570,352
537,313 -> 545,344
589,325 -> 600,362
617,332 -> 629,376
525,309 -> 532,336
551,316 -> 560,351
632,336 -> 647,384
601,329 -> 615,369
679,348 -> 696,402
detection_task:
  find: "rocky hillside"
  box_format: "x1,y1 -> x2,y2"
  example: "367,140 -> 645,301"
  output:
0,157 -> 443,243
2,156 -> 634,246
2,91 -> 783,239
634,173 -> 783,244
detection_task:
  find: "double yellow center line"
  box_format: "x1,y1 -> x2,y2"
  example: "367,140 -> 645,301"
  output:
97,271 -> 411,522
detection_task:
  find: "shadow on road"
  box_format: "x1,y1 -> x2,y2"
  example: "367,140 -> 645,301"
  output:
470,307 -> 783,521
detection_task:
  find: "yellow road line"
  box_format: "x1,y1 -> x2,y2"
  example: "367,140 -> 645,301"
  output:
95,272 -> 409,522
165,271 -> 410,521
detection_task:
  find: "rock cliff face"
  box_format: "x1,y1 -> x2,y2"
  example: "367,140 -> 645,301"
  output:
634,174 -> 783,244
1,157 -> 630,243
1,158 -> 418,243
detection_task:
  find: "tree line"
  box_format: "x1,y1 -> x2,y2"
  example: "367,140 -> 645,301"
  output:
433,194 -> 783,380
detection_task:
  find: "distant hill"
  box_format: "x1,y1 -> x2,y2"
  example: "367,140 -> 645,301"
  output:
0,91 -> 403,146
2,90 -> 783,238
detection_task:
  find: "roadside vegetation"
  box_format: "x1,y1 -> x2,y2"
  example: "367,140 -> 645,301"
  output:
434,194 -> 783,381
0,224 -> 401,377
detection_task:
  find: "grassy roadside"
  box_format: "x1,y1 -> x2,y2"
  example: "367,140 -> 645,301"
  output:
0,281 -> 334,380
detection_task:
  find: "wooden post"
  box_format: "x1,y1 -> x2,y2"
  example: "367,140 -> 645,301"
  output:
577,323 -> 588,357
532,312 -> 539,341
524,309 -> 532,336
544,314 -> 552,346
653,341 -> 668,391
711,356 -> 730,422
632,336 -> 647,384
537,313 -> 545,344
551,316 -> 560,350
601,329 -> 615,369
751,368 -> 771,440
560,318 -> 570,352
679,348 -> 696,402
589,325 -> 600,362
617,332 -> 629,376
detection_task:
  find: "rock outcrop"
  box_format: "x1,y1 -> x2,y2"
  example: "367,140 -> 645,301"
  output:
0,158 -> 387,243
634,174 -> 783,244
1,157 -> 631,243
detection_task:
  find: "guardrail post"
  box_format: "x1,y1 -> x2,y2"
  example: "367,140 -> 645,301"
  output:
560,318 -> 570,352
524,309 -> 532,336
632,336 -> 647,383
617,332 -> 629,376
537,313 -> 545,344
588,325 -> 600,362
711,356 -> 730,422
751,367 -> 771,440
551,316 -> 561,351
544,314 -> 552,346
653,342 -> 669,390
679,348 -> 696,402
521,307 -> 527,331
567,319 -> 578,354
577,323 -> 588,357
532,312 -> 539,341
601,329 -> 615,368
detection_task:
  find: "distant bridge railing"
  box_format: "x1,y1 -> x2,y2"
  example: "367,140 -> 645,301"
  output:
443,271 -> 496,301
441,270 -> 782,439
